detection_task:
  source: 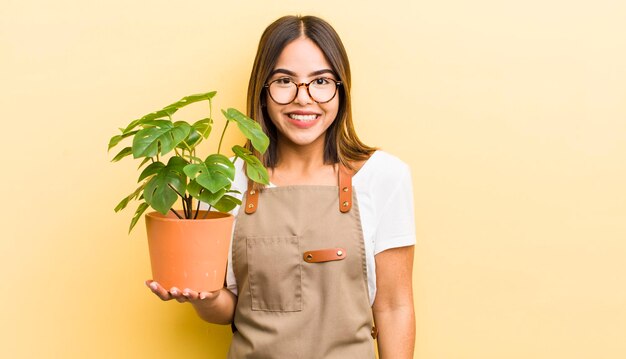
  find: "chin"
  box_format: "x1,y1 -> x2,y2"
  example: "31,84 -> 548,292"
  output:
284,133 -> 325,147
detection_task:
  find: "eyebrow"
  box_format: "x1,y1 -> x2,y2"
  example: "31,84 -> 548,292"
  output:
270,68 -> 336,78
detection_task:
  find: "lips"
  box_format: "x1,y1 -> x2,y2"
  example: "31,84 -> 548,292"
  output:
285,111 -> 320,129
288,113 -> 317,121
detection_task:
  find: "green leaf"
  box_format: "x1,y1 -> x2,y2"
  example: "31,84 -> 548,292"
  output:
176,117 -> 211,151
165,156 -> 188,173
244,156 -> 270,185
132,120 -> 191,158
212,194 -> 241,213
188,180 -> 227,203
187,180 -> 203,198
137,157 -> 153,169
109,135 -> 122,151
176,130 -> 201,151
123,119 -> 143,134
222,108 -> 269,154
139,119 -> 168,127
232,145 -> 270,185
188,155 -> 203,163
138,161 -> 165,182
114,197 -> 130,213
193,118 -> 213,139
129,202 -> 150,233
188,180 -> 228,206
143,157 -> 188,215
205,154 -> 235,180
122,107 -> 178,134
114,183 -> 146,213
111,147 -> 133,162
108,130 -> 138,151
163,92 -> 217,111
137,107 -> 178,124
183,154 -> 235,193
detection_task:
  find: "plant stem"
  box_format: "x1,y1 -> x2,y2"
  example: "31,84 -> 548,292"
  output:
209,98 -> 213,122
168,183 -> 185,199
181,140 -> 192,154
186,196 -> 193,218
203,205 -> 213,219
181,194 -> 188,218
194,193 -> 201,219
169,208 -> 183,219
217,120 -> 230,155
167,183 -> 189,218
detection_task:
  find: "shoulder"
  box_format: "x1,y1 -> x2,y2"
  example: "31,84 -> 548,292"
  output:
353,151 -> 416,254
353,150 -> 412,187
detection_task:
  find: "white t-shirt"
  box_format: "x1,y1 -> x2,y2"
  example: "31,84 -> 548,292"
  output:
225,150 -> 416,305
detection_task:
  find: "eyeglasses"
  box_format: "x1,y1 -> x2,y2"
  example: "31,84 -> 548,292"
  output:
264,77 -> 342,105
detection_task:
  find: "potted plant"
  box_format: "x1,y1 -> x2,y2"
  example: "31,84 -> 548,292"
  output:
109,91 -> 269,292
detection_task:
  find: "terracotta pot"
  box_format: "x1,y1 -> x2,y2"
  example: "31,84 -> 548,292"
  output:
145,210 -> 234,292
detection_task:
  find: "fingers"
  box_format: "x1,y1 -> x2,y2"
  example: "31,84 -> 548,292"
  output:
168,287 -> 186,303
145,280 -> 221,303
146,280 -> 173,301
180,288 -> 221,303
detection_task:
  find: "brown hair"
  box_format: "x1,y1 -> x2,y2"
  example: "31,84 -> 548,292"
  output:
246,15 -> 375,172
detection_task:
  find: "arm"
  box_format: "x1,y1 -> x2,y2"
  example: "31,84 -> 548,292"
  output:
146,280 -> 237,325
372,245 -> 415,359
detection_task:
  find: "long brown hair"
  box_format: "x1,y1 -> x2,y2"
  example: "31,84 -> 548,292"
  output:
246,15 -> 375,172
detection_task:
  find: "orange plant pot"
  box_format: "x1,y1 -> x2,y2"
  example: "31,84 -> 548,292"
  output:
145,210 -> 234,292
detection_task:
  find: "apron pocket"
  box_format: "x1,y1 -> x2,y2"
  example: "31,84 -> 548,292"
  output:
246,235 -> 302,312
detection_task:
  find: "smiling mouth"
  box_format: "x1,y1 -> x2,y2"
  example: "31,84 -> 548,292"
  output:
288,114 -> 319,122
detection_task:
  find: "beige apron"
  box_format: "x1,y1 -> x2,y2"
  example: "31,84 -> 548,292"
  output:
227,165 -> 376,359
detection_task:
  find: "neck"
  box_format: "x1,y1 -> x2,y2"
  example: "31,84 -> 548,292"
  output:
271,137 -> 337,186
275,132 -> 328,168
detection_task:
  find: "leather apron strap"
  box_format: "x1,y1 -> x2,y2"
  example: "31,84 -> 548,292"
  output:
338,164 -> 353,213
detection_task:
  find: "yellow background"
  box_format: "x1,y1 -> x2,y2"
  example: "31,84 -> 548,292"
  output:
2,0 -> 625,358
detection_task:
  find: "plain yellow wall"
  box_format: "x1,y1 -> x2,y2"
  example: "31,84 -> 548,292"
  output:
2,0 -> 625,358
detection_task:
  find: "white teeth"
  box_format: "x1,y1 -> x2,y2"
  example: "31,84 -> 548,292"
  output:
288,114 -> 317,121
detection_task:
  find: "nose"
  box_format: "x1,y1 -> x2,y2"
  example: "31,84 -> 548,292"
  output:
293,83 -> 313,105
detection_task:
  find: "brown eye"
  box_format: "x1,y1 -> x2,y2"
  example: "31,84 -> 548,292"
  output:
275,77 -> 292,85
314,77 -> 330,85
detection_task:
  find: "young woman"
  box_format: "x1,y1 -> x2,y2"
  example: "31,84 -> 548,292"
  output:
147,15 -> 416,358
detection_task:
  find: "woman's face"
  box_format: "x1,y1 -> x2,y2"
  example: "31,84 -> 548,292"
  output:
265,37 -> 340,149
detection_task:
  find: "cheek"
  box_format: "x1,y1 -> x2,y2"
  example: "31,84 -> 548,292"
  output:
266,103 -> 282,125
322,100 -> 340,122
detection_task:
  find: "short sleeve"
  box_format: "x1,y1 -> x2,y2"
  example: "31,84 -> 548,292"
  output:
374,164 -> 416,254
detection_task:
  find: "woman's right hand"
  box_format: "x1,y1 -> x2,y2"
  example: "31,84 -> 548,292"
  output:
145,280 -> 236,324
145,280 -> 221,304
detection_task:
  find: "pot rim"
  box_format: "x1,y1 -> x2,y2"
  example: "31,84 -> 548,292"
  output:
146,210 -> 234,222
